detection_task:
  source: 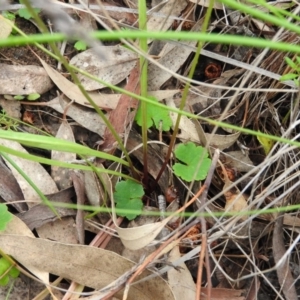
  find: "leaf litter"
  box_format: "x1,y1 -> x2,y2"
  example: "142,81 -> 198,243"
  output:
0,0 -> 300,299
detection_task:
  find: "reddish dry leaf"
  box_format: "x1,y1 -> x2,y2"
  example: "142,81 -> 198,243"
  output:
100,63 -> 140,153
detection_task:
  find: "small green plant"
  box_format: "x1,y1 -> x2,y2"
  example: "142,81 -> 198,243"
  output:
74,40 -> 87,51
172,142 -> 212,182
280,56 -> 300,86
17,0 -> 41,20
13,93 -> 40,101
0,203 -> 20,286
2,11 -> 15,21
135,96 -> 172,131
0,257 -> 20,286
0,204 -> 12,231
257,131 -> 274,155
113,180 -> 144,220
0,111 -> 19,131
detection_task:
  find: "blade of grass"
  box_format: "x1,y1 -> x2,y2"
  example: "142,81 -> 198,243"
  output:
138,0 -> 149,184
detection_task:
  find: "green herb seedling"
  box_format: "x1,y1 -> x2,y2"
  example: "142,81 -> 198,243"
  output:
0,257 -> 20,286
74,40 -> 87,51
257,131 -> 274,155
173,142 -> 212,182
18,0 -> 41,20
13,93 -> 40,101
0,204 -> 12,231
0,110 -> 19,131
135,96 -> 172,131
114,180 -> 144,220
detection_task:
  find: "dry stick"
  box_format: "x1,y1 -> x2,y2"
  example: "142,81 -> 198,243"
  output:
196,235 -> 207,300
272,213 -> 297,300
195,149 -> 220,300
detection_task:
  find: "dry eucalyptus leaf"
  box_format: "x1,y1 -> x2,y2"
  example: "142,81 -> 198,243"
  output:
51,119 -> 76,190
37,217 -> 79,244
1,215 -> 49,285
17,187 -> 76,230
148,22 -> 201,90
0,158 -> 26,212
0,15 -> 13,39
147,0 -> 187,33
0,139 -> 58,206
69,46 -> 138,91
0,235 -> 175,300
40,58 -> 119,110
0,64 -> 53,95
168,246 -> 196,299
47,95 -> 106,135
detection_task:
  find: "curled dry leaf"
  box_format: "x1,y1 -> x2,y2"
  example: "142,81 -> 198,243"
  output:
0,64 -> 53,95
69,45 -> 138,91
0,235 -> 175,299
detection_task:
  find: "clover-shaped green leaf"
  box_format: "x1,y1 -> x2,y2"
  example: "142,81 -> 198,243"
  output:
114,180 -> 144,220
135,96 -> 172,131
0,257 -> 20,286
173,142 -> 211,182
0,204 -> 12,231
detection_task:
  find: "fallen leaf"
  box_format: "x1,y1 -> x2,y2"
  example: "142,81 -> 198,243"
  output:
1,216 -> 49,286
47,95 -> 106,135
0,235 -> 175,299
0,15 -> 13,39
0,139 -> 58,207
168,246 -> 196,299
0,64 -> 53,95
70,45 -> 138,91
0,158 -> 26,212
101,64 -> 139,153
148,22 -> 201,90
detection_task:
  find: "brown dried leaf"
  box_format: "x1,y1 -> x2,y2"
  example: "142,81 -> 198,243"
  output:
0,235 -> 175,299
101,63 -> 140,153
